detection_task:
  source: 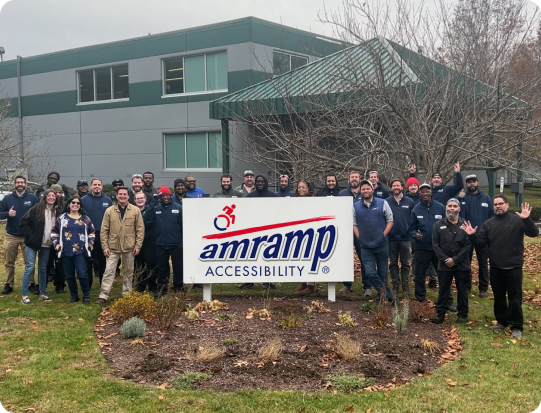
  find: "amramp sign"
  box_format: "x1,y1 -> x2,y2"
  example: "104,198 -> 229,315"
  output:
183,197 -> 353,300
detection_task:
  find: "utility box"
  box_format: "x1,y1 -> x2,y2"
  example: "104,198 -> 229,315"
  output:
511,182 -> 524,207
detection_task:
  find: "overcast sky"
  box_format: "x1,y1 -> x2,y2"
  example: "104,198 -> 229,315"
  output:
0,0 -> 539,60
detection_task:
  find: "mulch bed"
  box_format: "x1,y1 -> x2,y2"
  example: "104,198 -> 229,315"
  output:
95,296 -> 462,392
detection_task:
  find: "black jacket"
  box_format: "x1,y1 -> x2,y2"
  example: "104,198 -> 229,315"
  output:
213,187 -> 244,198
19,204 -> 61,251
469,211 -> 539,268
247,175 -> 277,198
405,191 -> 420,205
316,186 -> 340,197
432,217 -> 471,272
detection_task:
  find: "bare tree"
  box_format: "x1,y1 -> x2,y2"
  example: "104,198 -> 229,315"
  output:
219,0 -> 541,186
0,96 -> 51,189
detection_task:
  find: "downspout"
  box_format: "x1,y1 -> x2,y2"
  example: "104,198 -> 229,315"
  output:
221,119 -> 230,174
16,55 -> 23,161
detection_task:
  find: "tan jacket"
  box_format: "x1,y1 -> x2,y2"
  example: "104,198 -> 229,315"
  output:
101,203 -> 144,252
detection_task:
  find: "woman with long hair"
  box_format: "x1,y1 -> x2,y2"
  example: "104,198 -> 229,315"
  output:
51,195 -> 95,304
294,179 -> 316,295
19,189 -> 63,304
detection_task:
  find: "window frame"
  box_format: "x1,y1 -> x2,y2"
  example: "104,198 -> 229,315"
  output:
161,51 -> 228,98
163,131 -> 223,172
272,50 -> 308,75
76,63 -> 130,105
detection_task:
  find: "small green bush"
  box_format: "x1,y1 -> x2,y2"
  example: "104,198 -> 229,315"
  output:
361,302 -> 375,313
325,373 -> 375,393
120,317 -> 146,338
168,372 -> 212,390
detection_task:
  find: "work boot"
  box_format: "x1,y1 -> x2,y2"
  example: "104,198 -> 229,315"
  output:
1,284 -> 13,294
428,279 -> 437,289
294,283 -> 307,292
299,285 -> 315,295
431,314 -> 445,324
479,291 -> 488,298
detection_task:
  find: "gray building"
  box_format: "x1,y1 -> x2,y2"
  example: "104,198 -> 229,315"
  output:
0,17 -> 344,192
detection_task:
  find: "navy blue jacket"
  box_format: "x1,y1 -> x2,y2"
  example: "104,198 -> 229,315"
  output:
431,172 -> 464,204
275,181 -> 294,197
462,190 -> 493,233
386,195 -> 415,241
141,204 -> 155,241
353,197 -> 389,248
144,201 -> 182,247
338,187 -> 362,203
373,182 -> 390,199
0,191 -> 38,236
408,200 -> 446,250
405,191 -> 420,206
81,193 -> 113,231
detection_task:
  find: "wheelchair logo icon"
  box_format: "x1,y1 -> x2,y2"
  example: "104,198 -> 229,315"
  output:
214,204 -> 236,231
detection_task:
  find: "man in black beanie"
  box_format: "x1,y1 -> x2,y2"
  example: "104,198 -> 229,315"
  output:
173,179 -> 192,204
35,171 -> 70,201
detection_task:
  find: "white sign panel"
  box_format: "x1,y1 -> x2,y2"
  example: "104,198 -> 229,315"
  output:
183,197 -> 353,284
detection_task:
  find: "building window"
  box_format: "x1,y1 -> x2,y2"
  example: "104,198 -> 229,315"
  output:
163,52 -> 227,95
78,64 -> 129,103
164,132 -> 222,169
273,51 -> 308,75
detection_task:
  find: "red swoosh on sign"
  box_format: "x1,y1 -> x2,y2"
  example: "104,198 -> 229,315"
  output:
202,216 -> 336,240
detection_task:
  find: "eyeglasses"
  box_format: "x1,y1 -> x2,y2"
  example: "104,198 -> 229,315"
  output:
494,202 -> 505,206
71,202 -> 80,205
186,180 -> 196,183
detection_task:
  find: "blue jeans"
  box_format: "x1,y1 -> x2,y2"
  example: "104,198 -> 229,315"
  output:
62,254 -> 90,299
22,247 -> 51,296
344,235 -> 371,289
360,243 -> 394,301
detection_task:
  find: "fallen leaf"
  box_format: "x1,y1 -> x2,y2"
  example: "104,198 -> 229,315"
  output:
78,318 -> 84,322
159,394 -> 165,400
366,409 -> 372,413
157,382 -> 168,389
446,379 -> 457,386
300,345 -> 307,353
234,360 -> 248,367
491,343 -> 503,348
478,375 -> 484,379
345,407 -> 355,412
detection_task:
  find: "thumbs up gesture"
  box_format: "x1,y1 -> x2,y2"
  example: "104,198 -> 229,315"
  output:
8,206 -> 16,217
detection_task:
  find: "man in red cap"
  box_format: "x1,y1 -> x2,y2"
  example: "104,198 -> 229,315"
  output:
144,186 -> 184,294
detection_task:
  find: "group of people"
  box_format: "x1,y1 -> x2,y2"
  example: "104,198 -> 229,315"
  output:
0,165 -> 537,338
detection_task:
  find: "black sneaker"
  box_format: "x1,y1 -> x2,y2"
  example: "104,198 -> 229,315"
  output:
55,286 -> 65,294
448,305 -> 458,313
1,284 -> 13,294
238,283 -> 254,290
95,298 -> 107,305
68,297 -> 80,304
83,297 -> 90,305
29,284 -> 40,295
431,315 -> 445,324
428,280 -> 437,289
456,317 -> 468,323
262,283 -> 276,289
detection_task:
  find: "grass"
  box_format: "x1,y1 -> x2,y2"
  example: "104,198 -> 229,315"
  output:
1,226 -> 541,412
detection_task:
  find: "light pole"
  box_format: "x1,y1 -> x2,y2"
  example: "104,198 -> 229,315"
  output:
0,47 -> 5,62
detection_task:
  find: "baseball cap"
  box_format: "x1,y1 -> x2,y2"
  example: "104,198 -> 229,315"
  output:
419,183 -> 432,190
465,174 -> 478,181
359,179 -> 373,188
243,170 -> 254,177
77,179 -> 88,187
432,172 -> 441,178
112,178 -> 124,186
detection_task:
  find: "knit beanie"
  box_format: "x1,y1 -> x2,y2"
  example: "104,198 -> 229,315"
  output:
158,186 -> 172,196
174,178 -> 185,188
50,184 -> 63,191
406,177 -> 420,188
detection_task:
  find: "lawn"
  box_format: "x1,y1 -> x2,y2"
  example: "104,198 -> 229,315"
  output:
0,226 -> 541,412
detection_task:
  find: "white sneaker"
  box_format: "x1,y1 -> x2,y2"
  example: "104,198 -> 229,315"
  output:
39,295 -> 52,302
364,288 -> 372,297
21,296 -> 32,305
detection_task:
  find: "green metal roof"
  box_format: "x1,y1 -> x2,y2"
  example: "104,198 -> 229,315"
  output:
210,36 -> 420,119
